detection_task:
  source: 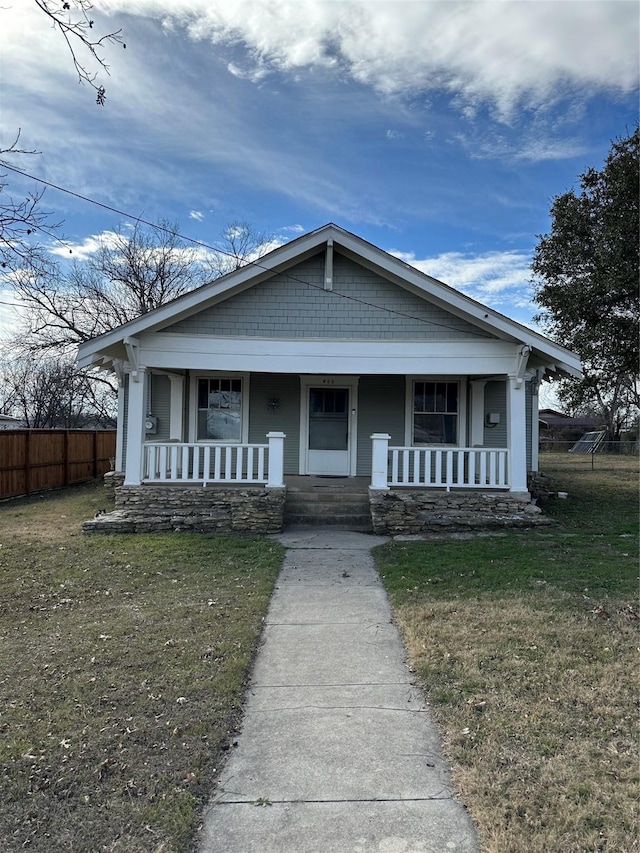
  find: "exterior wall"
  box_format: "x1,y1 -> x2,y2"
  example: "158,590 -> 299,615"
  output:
248,373 -> 301,474
83,485 -> 286,534
483,381 -> 507,447
164,253 -> 493,342
369,489 -> 545,535
356,375 -> 405,475
525,380 -> 533,471
148,374 -> 171,441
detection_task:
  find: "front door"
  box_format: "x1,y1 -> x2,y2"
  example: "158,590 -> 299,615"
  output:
307,387 -> 350,475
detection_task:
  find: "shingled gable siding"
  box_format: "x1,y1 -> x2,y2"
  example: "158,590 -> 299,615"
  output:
163,252 -> 494,341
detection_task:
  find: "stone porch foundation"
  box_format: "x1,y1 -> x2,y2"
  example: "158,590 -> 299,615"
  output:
83,484 -> 286,534
368,488 -> 550,536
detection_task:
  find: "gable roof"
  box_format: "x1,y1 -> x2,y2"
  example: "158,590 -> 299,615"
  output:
77,223 -> 581,377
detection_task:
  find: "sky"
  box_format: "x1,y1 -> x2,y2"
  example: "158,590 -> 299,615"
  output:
1,0 -> 638,378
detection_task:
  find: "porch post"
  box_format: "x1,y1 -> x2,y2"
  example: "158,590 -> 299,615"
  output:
168,375 -> 184,441
124,368 -> 147,486
370,433 -> 390,490
506,377 -> 528,493
530,373 -> 541,473
266,432 -> 286,488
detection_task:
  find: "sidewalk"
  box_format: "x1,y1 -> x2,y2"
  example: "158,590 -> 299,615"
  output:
198,528 -> 478,853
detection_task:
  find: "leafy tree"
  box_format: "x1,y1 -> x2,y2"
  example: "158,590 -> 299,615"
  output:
532,127 -> 640,439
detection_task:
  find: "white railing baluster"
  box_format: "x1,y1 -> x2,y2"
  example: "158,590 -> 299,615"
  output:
142,441 -> 271,485
373,444 -> 510,490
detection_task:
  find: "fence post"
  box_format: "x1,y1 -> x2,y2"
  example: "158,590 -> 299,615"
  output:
266,432 -> 286,487
63,430 -> 69,487
370,433 -> 391,490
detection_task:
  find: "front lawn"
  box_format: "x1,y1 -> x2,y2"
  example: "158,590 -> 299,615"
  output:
0,483 -> 284,852
375,454 -> 639,853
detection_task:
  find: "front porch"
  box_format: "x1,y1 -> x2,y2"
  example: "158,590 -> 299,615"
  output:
85,436 -> 548,535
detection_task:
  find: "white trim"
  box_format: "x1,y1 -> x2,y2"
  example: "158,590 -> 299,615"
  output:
404,376 -> 468,447
188,371 -> 250,444
138,334 -> 524,376
298,375 -> 359,476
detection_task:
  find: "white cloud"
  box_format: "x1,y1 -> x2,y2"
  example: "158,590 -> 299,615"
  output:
94,0 -> 638,114
189,210 -> 205,221
391,247 -> 537,321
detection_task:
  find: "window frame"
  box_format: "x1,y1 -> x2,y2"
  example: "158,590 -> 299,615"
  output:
404,377 -> 466,447
189,372 -> 250,443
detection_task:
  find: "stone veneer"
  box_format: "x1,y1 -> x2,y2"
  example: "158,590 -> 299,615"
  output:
83,484 -> 286,534
369,488 -> 550,536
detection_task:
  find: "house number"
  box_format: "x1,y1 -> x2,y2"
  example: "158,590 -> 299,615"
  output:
321,379 -> 335,384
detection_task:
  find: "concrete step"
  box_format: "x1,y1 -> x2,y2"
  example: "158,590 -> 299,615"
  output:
283,513 -> 373,531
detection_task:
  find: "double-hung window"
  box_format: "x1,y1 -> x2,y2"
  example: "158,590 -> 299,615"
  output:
197,377 -> 242,441
413,381 -> 458,445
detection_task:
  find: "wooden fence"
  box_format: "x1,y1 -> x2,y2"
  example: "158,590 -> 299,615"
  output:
0,430 -> 116,500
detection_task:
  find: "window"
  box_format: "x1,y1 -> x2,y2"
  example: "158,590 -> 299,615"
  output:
197,377 -> 242,441
413,381 -> 458,445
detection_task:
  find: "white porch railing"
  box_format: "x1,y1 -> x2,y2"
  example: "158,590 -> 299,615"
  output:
143,432 -> 286,487
371,433 -> 508,490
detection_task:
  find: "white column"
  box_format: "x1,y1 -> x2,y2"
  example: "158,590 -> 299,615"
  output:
266,432 -> 286,488
507,377 -> 528,493
124,369 -> 147,486
168,375 -> 184,441
530,376 -> 540,473
370,433 -> 390,490
469,380 -> 487,446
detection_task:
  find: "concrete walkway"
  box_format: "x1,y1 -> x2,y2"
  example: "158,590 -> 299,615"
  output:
198,528 -> 478,853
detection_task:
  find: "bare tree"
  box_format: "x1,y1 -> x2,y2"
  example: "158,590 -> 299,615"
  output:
206,221 -> 277,278
32,0 -> 125,105
0,353 -> 115,428
7,220 -> 214,356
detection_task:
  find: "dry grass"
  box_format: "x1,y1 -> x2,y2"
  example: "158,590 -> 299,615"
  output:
376,454 -> 639,853
0,483 -> 284,852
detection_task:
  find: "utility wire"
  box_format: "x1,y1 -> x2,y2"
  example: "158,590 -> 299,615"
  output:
2,163 -> 487,336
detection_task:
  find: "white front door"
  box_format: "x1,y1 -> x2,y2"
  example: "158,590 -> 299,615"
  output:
307,386 -> 350,475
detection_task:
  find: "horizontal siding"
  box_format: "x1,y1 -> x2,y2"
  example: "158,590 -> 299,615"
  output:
248,374 -> 300,474
356,376 -> 406,476
165,252 -> 493,342
148,374 -> 171,441
483,381 -> 507,447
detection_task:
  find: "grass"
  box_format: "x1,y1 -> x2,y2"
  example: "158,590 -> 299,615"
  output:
0,483 -> 284,852
374,453 -> 639,853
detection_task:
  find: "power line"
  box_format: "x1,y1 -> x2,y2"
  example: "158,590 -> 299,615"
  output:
2,163 -> 484,336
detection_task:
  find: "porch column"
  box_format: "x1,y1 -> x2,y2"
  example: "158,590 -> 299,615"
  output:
370,433 -> 390,490
530,374 -> 541,473
168,375 -> 184,441
266,432 -> 286,488
507,376 -> 528,493
124,368 -> 147,486
469,380 -> 487,446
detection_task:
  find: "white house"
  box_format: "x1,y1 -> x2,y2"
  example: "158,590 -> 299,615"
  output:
77,224 -> 581,533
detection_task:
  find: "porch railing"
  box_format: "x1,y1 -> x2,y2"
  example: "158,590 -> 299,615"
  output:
142,432 -> 286,487
371,434 -> 508,490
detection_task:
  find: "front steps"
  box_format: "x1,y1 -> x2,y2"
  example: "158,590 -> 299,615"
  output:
284,478 -> 372,531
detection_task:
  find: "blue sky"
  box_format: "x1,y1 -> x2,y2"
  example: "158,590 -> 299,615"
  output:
1,0 -> 638,349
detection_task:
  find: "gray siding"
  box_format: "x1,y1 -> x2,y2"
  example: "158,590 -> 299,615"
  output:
165,252 -> 493,342
148,374 -> 171,441
526,380 -> 533,471
483,381 -> 507,447
122,374 -> 129,469
248,373 -> 301,474
356,376 -> 406,476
